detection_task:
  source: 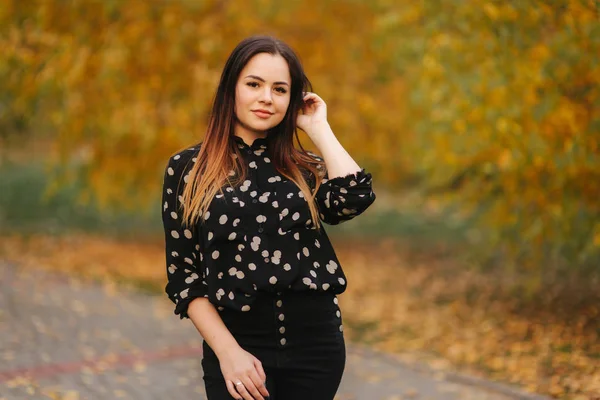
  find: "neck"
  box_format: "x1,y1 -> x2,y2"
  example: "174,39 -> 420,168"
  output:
234,122 -> 267,146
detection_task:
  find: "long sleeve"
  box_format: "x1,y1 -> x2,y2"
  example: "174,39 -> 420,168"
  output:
309,153 -> 377,225
161,152 -> 208,319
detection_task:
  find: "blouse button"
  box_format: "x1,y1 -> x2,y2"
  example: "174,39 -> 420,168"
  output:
278,313 -> 285,321
279,326 -> 285,334
252,199 -> 258,204
280,338 -> 287,345
276,300 -> 282,307
258,227 -> 264,233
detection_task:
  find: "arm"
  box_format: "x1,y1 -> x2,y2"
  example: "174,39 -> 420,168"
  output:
309,142 -> 376,225
161,153 -> 270,400
297,91 -> 362,179
162,154 -> 209,318
187,300 -> 270,400
308,121 -> 362,180
187,298 -> 240,356
161,154 -> 239,356
297,93 -> 376,225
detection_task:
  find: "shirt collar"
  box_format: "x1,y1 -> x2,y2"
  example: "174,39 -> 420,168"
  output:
233,135 -> 268,149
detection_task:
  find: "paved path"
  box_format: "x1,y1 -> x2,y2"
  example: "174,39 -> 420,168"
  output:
0,261 -> 548,400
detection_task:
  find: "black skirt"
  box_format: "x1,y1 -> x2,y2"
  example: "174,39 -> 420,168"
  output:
202,290 -> 346,400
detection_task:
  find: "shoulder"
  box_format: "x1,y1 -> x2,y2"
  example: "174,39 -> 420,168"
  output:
163,143 -> 202,189
165,143 -> 202,177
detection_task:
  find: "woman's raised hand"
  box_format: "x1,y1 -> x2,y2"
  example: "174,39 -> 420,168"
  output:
296,91 -> 328,135
219,346 -> 270,400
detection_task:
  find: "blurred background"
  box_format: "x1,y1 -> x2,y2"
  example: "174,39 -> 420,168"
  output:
1,0 -> 599,398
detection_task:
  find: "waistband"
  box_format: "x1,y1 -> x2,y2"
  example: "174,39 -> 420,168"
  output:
217,289 -> 343,350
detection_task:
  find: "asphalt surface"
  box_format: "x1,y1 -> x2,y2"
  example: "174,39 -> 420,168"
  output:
0,261 -> 547,400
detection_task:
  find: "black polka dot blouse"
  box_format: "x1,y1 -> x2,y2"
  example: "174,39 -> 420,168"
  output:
162,136 -> 376,319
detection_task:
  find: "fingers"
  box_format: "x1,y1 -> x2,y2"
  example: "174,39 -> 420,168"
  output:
229,379 -> 255,400
301,92 -> 326,116
221,351 -> 269,400
240,375 -> 264,400
254,358 -> 267,383
249,365 -> 270,398
225,380 -> 243,400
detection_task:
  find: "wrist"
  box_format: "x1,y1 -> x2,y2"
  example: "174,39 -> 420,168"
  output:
212,337 -> 241,359
306,120 -> 331,134
306,121 -> 334,148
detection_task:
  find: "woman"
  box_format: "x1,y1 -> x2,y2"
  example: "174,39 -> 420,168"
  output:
161,35 -> 376,400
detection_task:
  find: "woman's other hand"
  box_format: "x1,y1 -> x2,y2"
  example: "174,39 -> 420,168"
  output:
219,346 -> 270,400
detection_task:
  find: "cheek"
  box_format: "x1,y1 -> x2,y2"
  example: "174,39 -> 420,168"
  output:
235,86 -> 252,110
275,99 -> 290,123
276,97 -> 291,114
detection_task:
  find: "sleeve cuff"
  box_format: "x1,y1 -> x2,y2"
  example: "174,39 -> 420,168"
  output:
172,290 -> 209,319
325,168 -> 371,187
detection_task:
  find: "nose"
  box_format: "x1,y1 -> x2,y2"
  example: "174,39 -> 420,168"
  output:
259,87 -> 273,104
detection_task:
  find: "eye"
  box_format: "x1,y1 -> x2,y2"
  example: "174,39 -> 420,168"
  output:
246,82 -> 259,88
275,87 -> 287,94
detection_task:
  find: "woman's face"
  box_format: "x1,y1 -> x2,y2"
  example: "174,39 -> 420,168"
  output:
234,52 -> 292,134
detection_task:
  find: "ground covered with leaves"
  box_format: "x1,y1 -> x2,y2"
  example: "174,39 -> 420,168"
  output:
1,233 -> 597,399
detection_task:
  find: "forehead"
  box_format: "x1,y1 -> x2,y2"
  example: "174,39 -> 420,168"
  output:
240,53 -> 291,84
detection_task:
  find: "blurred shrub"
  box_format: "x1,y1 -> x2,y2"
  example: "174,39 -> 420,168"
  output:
1,0 -> 598,275
377,0 -> 600,272
0,161 -> 161,236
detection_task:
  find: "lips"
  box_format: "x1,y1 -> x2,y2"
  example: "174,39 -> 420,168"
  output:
252,110 -> 273,119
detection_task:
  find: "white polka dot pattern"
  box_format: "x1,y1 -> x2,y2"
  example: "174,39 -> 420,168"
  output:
162,137 -> 376,319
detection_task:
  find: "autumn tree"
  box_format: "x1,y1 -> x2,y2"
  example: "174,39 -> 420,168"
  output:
375,0 -> 600,272
1,0 -> 598,274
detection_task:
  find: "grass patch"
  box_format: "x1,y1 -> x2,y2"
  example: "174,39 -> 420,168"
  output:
327,206 -> 472,246
0,160 -> 475,248
0,161 -> 161,237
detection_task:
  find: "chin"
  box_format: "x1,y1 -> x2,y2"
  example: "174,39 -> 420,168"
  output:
247,120 -> 280,133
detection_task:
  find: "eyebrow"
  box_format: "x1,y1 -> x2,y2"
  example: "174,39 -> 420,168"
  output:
245,75 -> 289,86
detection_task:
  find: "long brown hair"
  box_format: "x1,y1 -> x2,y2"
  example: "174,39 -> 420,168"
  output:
180,35 -> 325,230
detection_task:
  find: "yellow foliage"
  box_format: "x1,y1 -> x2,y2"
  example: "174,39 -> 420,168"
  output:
389,0 -> 600,269
1,0 -> 598,270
